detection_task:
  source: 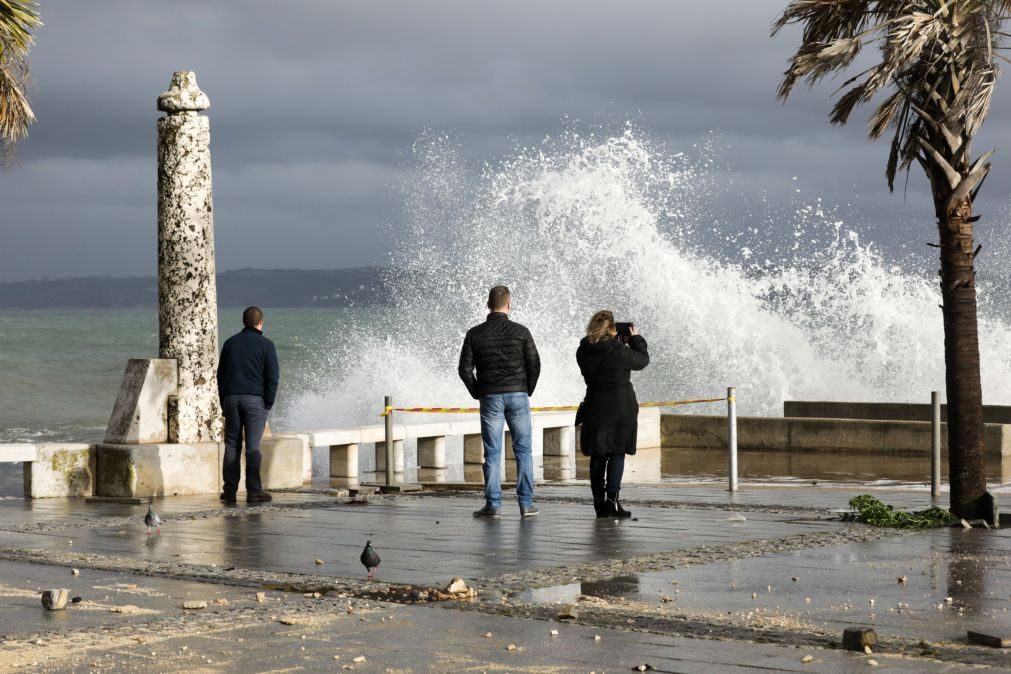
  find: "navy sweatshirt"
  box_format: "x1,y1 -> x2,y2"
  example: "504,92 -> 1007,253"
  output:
217,327 -> 280,410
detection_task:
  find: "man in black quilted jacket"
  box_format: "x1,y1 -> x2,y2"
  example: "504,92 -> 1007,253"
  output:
459,285 -> 541,518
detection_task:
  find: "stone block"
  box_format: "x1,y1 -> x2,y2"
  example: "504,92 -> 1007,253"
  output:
637,407 -> 661,448
104,359 -> 178,444
418,436 -> 447,469
463,433 -> 484,464
532,412 -> 575,429
96,442 -> 218,497
330,443 -> 359,479
23,444 -> 95,498
842,627 -> 877,652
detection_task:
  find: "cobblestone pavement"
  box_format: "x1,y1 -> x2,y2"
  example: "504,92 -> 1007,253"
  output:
0,482 -> 1007,671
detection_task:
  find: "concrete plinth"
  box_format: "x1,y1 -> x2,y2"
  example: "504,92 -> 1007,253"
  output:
105,359 -> 178,444
543,426 -> 573,457
156,71 -> 221,444
463,433 -> 483,465
23,444 -> 95,498
95,437 -> 303,497
329,443 -> 359,487
96,442 -> 219,497
375,440 -> 405,474
417,436 -> 447,469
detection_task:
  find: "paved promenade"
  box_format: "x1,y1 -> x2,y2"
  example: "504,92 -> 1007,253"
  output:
0,476 -> 1008,671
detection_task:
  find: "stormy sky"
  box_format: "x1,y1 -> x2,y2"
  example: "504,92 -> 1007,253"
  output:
3,0 -> 1011,283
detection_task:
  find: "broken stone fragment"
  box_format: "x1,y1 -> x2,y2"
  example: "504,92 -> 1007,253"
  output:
182,601 -> 208,610
801,654 -> 814,663
41,589 -> 69,610
110,605 -> 140,614
557,604 -> 579,620
444,577 -> 469,594
255,592 -> 266,603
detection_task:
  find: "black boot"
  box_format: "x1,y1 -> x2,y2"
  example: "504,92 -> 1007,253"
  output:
606,492 -> 632,518
593,499 -> 609,518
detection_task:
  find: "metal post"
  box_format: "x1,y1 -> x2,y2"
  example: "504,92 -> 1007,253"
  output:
728,386 -> 738,492
931,390 -> 941,500
384,395 -> 394,486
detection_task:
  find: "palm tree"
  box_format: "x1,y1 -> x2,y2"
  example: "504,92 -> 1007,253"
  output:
0,0 -> 41,157
774,1 -> 1007,523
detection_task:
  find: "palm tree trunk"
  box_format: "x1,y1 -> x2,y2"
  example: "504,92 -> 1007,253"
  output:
936,194 -> 991,522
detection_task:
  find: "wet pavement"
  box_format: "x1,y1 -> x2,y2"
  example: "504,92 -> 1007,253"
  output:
0,477 -> 1008,670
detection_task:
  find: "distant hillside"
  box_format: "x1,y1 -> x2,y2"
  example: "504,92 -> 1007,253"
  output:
0,267 -> 394,308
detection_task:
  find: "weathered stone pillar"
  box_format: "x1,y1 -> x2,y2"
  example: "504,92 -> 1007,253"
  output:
157,71 -> 221,443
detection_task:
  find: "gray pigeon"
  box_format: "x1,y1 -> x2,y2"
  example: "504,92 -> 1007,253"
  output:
360,540 -> 380,579
144,505 -> 161,535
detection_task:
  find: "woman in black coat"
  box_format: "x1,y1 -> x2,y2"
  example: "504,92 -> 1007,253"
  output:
576,310 -> 649,518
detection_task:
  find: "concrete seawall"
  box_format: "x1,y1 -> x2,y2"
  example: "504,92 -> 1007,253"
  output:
784,400 -> 1011,425
661,414 -> 1011,457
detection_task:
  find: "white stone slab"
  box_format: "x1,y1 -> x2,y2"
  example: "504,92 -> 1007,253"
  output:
308,428 -> 362,447
105,358 -> 178,444
449,420 -> 483,435
403,422 -> 451,439
532,412 -> 576,429
0,444 -> 37,463
96,442 -> 219,497
360,425 -> 405,443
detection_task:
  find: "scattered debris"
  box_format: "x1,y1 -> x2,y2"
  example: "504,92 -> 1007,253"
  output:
897,575 -> 908,584
967,630 -> 1011,648
315,559 -> 325,566
213,598 -> 229,605
255,592 -> 266,603
71,569 -> 80,576
725,513 -> 746,522
867,659 -> 879,666
353,655 -> 366,663
632,665 -> 655,672
801,654 -> 814,663
444,577 -> 473,596
506,644 -> 517,651
550,629 -> 559,637
110,605 -> 141,614
484,632 -> 493,638
182,601 -> 208,610
594,635 -> 602,641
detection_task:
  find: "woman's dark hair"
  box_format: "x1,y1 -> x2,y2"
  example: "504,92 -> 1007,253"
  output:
242,306 -> 264,328
586,310 -> 615,344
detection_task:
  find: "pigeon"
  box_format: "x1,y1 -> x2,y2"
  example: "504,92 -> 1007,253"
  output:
360,540 -> 380,579
144,505 -> 161,535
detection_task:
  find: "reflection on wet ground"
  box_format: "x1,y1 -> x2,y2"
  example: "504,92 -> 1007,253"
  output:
579,446 -> 1011,486
522,527 -> 1011,644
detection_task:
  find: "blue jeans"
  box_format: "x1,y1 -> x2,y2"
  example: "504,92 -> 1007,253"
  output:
221,394 -> 268,495
480,392 -> 534,508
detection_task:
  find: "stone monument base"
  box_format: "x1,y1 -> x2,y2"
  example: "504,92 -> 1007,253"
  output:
95,437 -> 303,498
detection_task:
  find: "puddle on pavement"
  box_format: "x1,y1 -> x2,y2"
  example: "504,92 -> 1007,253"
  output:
520,531 -> 1011,642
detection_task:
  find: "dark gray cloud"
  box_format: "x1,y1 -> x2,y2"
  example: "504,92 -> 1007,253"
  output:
2,0 -> 1010,282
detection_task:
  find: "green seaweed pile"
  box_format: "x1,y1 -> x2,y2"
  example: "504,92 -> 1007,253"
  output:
840,494 -> 955,528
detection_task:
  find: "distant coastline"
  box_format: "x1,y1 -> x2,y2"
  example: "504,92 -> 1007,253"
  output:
0,267 -> 393,308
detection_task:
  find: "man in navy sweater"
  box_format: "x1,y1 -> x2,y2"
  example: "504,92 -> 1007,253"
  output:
217,306 -> 280,503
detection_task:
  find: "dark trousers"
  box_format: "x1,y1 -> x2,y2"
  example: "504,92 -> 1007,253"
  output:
589,453 -> 626,501
221,394 -> 268,495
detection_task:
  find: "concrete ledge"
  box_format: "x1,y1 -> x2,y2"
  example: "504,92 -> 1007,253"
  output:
785,400 -> 1011,425
24,443 -> 95,498
662,414 -> 1011,457
246,436 -> 304,491
274,432 -> 313,483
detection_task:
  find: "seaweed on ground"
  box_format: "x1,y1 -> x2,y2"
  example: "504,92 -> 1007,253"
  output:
840,494 -> 955,528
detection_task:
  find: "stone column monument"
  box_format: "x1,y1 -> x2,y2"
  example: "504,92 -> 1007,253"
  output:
156,71 -> 222,443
